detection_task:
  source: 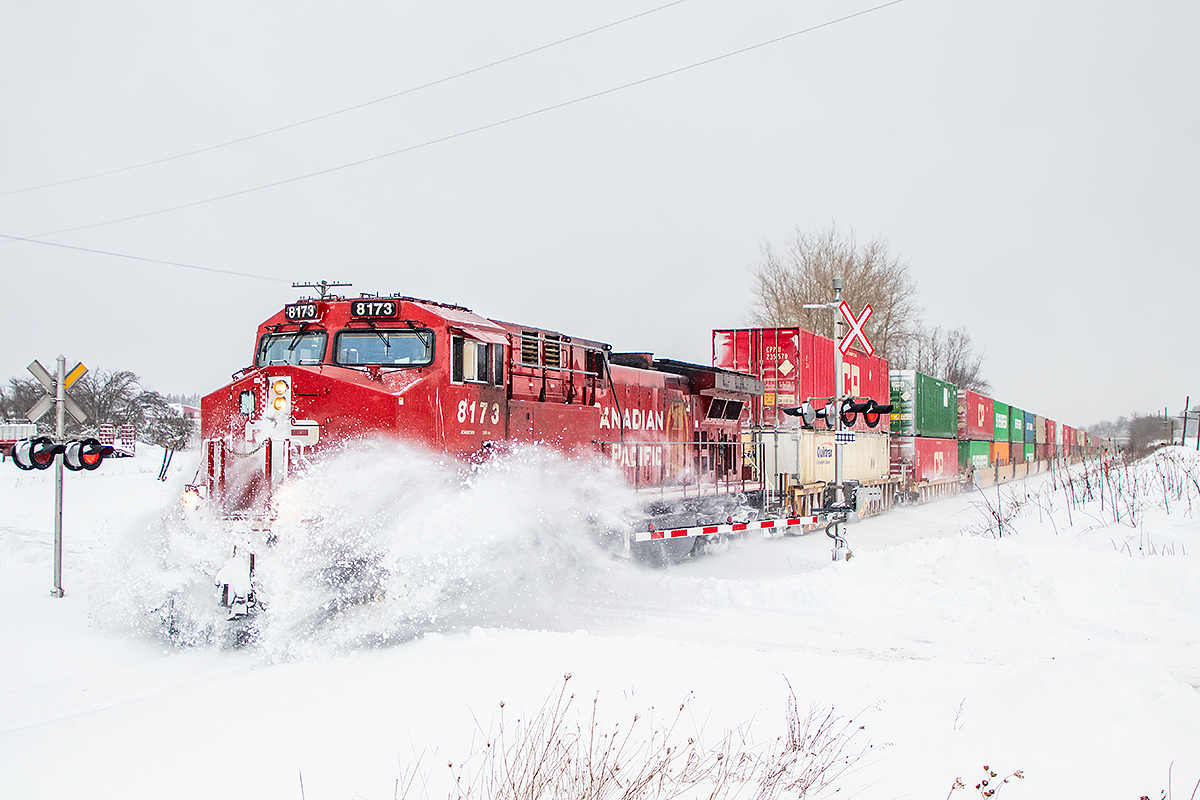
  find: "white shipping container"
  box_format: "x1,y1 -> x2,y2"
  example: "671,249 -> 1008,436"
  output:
760,427 -> 889,484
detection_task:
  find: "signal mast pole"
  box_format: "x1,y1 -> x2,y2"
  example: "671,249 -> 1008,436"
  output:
803,277 -> 846,488
52,355 -> 65,598
803,277 -> 852,560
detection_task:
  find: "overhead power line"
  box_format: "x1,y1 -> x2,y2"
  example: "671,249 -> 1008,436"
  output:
14,0 -> 907,243
0,0 -> 694,197
0,231 -> 286,283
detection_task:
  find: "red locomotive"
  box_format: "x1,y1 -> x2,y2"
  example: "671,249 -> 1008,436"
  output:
200,291 -> 767,539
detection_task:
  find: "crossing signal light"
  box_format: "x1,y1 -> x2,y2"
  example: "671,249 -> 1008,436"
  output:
64,438 -> 114,471
11,437 -> 115,471
814,400 -> 836,429
781,401 -> 820,428
839,398 -> 895,428
863,400 -> 893,428
839,398 -> 873,427
12,437 -> 61,471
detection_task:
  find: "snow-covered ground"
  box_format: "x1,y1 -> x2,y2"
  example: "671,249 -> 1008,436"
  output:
2,443 -> 1199,799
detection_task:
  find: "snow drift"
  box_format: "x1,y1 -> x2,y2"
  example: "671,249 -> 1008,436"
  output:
91,439 -> 644,656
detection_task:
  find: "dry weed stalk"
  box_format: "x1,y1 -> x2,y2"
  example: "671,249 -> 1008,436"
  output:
966,485 -> 1027,538
400,674 -> 877,800
1139,761 -> 1200,800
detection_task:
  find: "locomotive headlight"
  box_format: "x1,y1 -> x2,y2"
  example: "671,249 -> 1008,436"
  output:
264,376 -> 292,419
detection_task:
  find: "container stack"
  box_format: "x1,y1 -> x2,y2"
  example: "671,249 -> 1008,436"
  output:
1009,405 -> 1028,463
889,370 -> 959,483
991,401 -> 1011,468
712,327 -> 891,486
957,389 -> 993,476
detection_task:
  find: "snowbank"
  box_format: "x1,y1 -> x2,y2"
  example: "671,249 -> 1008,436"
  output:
2,444 -> 1198,798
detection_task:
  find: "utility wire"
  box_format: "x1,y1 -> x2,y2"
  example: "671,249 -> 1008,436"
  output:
0,0 -> 693,197
0,231 -> 286,282
15,0 -> 906,242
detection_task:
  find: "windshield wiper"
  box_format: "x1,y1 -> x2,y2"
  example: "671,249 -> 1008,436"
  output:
286,323 -> 310,352
362,318 -> 389,346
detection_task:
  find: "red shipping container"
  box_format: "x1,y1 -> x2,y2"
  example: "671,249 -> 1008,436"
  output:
891,436 -> 958,482
957,390 -> 994,440
1045,419 -> 1057,447
713,327 -> 889,431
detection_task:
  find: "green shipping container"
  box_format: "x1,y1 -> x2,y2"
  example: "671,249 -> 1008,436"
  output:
890,370 -> 958,439
1010,407 -> 1024,443
993,401 -> 1010,442
959,439 -> 991,472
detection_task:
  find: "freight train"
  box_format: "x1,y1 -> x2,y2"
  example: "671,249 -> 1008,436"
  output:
195,288 -> 1100,617
713,329 -> 1103,512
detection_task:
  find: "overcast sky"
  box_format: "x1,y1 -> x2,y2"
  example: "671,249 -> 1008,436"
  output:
2,0 -> 1196,427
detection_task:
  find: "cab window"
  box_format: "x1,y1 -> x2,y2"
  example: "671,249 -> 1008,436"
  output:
334,330 -> 433,366
256,331 -> 328,366
451,336 -> 501,384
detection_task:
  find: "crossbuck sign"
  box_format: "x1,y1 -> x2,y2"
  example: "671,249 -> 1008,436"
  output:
838,302 -> 874,356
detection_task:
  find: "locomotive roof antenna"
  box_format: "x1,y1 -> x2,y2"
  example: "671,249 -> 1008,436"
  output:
292,280 -> 352,300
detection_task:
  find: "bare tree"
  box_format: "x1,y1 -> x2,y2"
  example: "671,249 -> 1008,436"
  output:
0,378 -> 46,425
749,223 -> 920,361
894,323 -> 991,393
1127,414 -> 1173,457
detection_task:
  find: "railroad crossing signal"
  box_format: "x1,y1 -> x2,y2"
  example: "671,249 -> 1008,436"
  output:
838,302 -> 874,356
26,359 -> 88,424
16,356 -> 97,598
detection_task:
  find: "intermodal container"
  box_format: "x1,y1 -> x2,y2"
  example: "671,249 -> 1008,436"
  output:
712,328 -> 889,431
1009,406 -> 1024,444
1035,443 -> 1054,461
761,429 -> 890,483
958,390 -> 994,441
1024,414 -> 1035,443
993,401 -> 1010,442
891,436 -> 958,482
889,370 -> 958,439
959,439 -> 991,472
990,440 -> 1011,466
1034,415 -> 1047,444
1046,419 -> 1058,448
